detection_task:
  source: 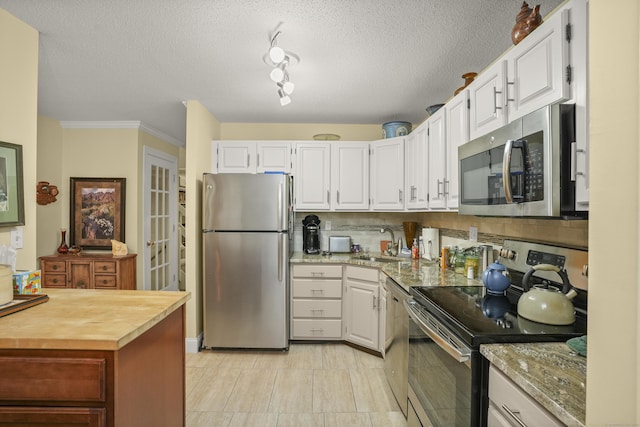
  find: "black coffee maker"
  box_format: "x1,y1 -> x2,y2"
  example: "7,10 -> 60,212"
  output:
302,215 -> 321,254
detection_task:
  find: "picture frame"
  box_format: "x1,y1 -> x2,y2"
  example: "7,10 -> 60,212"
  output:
0,141 -> 25,227
70,177 -> 126,250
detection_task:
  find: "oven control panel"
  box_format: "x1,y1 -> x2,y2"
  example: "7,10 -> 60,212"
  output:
500,239 -> 588,291
526,250 -> 566,269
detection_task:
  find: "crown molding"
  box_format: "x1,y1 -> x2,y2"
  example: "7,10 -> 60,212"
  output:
59,120 -> 184,147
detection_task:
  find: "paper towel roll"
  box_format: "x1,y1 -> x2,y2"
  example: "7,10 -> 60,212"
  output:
422,228 -> 440,260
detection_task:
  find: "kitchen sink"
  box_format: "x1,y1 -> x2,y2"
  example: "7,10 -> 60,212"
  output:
356,255 -> 402,263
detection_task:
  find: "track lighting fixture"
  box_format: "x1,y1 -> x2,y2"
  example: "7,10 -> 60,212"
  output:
264,28 -> 299,106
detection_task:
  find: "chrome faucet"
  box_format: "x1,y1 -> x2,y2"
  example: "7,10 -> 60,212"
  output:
380,227 -> 397,255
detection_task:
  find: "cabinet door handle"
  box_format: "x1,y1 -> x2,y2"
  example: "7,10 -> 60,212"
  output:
336,190 -> 340,204
257,153 -> 260,167
437,179 -> 444,197
247,154 -> 250,168
501,404 -> 528,427
493,86 -> 503,112
444,179 -> 450,197
398,189 -> 403,203
373,296 -> 377,309
327,190 -> 330,204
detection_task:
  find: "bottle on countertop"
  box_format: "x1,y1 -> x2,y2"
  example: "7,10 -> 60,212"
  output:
411,238 -> 419,259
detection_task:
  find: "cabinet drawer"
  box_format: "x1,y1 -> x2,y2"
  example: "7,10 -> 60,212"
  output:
42,261 -> 66,274
292,299 -> 342,318
42,274 -> 67,288
292,264 -> 342,278
94,275 -> 117,289
94,261 -> 116,274
0,356 -> 106,403
291,279 -> 342,298
292,319 -> 342,339
0,407 -> 106,426
345,265 -> 379,282
489,365 -> 563,426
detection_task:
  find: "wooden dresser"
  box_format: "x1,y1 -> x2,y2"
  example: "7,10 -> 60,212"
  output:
40,253 -> 137,290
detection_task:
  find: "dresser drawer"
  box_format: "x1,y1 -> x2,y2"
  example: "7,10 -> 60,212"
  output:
291,319 -> 342,339
291,279 -> 342,298
42,261 -> 66,274
291,264 -> 342,278
42,274 -> 67,288
94,261 -> 116,274
94,275 -> 117,289
0,356 -> 106,403
292,299 -> 342,318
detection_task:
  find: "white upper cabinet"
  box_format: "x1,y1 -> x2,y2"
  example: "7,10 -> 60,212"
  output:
427,108 -> 447,210
214,141 -> 256,173
370,137 -> 405,211
468,60 -> 508,141
256,142 -> 292,173
505,7 -> 570,121
445,89 -> 470,210
294,141 -> 369,211
331,142 -> 370,211
405,123 -> 428,210
469,1 -> 579,141
294,142 -> 331,210
214,141 -> 292,173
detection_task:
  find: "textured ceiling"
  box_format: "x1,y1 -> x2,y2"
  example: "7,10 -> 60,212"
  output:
0,0 -> 564,145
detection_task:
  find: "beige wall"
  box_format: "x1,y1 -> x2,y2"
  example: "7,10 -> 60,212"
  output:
220,123 -> 381,141
184,100 -> 220,341
0,9 -> 38,271
587,0 -> 640,423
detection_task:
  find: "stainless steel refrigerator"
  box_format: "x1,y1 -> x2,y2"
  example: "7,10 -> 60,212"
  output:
202,173 -> 292,350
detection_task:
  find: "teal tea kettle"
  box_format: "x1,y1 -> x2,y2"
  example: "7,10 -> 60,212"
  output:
481,261 -> 511,294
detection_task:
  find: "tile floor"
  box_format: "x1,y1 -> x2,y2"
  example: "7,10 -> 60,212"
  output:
185,342 -> 407,427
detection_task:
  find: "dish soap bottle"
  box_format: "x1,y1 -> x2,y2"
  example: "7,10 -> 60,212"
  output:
411,238 -> 419,259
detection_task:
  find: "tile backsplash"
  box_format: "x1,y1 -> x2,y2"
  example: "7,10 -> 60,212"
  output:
292,211 -> 588,253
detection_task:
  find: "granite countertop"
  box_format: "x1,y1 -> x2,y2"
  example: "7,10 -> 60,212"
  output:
481,342 -> 586,426
290,251 -> 482,291
0,289 -> 191,351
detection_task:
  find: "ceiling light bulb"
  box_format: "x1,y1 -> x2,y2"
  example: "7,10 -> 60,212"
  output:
270,66 -> 285,83
282,81 -> 295,95
269,46 -> 285,64
278,89 -> 291,106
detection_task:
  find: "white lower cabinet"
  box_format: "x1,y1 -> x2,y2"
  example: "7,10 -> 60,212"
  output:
290,264 -> 343,340
343,266 -> 380,351
488,365 -> 563,427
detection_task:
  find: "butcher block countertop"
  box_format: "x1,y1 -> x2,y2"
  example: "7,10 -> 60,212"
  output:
0,288 -> 190,351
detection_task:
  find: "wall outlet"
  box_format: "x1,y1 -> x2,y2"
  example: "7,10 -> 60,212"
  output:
325,220 -> 332,231
469,226 -> 478,242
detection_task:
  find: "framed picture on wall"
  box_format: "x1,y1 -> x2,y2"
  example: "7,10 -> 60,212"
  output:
70,177 -> 125,249
0,141 -> 25,227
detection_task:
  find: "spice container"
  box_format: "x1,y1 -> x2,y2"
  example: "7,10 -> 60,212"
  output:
454,249 -> 466,274
441,246 -> 450,269
464,255 -> 479,278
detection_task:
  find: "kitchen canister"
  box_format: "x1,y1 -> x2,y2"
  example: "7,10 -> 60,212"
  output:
0,264 -> 13,306
382,121 -> 412,138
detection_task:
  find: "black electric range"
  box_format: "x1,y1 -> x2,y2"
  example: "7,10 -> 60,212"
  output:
409,239 -> 588,349
405,240 -> 588,427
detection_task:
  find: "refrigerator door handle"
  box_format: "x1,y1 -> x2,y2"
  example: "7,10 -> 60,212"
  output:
278,233 -> 283,282
278,181 -> 283,230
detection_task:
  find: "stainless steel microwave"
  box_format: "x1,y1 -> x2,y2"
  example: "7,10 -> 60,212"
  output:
458,103 -> 587,219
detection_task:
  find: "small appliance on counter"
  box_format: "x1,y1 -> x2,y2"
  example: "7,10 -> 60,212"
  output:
302,215 -> 321,254
328,236 -> 351,253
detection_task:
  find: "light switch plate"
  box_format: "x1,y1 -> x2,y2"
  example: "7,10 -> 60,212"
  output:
325,220 -> 332,231
469,226 -> 478,242
11,228 -> 23,249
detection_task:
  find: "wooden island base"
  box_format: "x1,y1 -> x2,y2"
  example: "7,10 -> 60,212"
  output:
0,290 -> 189,427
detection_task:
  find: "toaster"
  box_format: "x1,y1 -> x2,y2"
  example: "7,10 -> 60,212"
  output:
328,236 -> 351,253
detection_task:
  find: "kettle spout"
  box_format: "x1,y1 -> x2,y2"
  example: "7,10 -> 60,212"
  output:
566,289 -> 578,300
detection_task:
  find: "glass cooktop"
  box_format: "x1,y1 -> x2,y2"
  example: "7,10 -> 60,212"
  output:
409,286 -> 587,348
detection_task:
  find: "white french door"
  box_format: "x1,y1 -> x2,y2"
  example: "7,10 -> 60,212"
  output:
143,146 -> 178,291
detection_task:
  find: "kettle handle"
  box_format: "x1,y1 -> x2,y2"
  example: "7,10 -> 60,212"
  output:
521,263 -> 572,293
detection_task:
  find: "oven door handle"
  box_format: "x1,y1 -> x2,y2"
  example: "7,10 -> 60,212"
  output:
404,299 -> 471,363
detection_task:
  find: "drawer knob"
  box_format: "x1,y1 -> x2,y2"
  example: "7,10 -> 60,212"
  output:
102,266 -> 108,271
102,279 -> 108,284
52,265 -> 58,270
52,278 -> 59,284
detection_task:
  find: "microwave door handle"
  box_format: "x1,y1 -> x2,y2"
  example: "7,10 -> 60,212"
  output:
502,139 -> 514,203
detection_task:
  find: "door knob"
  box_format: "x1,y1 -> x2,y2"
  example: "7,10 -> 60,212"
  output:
147,240 -> 156,247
